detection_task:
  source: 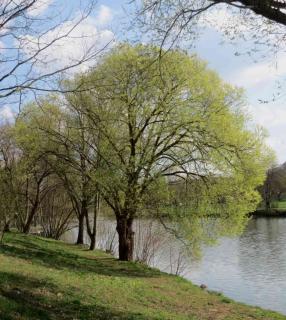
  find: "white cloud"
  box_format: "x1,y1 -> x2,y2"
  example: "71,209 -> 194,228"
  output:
201,6 -> 248,35
266,135 -> 286,164
0,41 -> 5,50
248,104 -> 286,163
27,0 -> 53,17
1,0 -> 53,17
229,54 -> 286,88
95,5 -> 113,26
200,5 -> 286,89
197,5 -> 286,164
21,10 -> 115,75
248,103 -> 286,128
0,105 -> 15,122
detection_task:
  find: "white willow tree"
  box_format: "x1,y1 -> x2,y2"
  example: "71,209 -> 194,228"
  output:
70,44 -> 271,261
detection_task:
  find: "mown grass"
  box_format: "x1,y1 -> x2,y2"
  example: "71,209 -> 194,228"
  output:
0,232 -> 285,320
255,201 -> 286,215
271,200 -> 286,210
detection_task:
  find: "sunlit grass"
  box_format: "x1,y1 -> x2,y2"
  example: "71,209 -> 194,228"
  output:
0,232 -> 285,320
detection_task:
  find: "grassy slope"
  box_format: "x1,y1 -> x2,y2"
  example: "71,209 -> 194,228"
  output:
0,233 -> 285,320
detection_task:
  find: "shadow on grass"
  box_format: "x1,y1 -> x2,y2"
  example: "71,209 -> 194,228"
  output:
0,234 -> 160,279
0,272 -> 157,320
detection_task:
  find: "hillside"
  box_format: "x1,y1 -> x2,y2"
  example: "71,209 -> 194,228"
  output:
0,232 -> 285,320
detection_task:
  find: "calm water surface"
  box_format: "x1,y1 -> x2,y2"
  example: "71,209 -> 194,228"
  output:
186,218 -> 286,315
62,217 -> 286,315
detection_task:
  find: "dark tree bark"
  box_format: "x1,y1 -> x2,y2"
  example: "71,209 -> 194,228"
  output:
76,209 -> 86,245
23,203 -> 38,234
4,223 -> 10,233
22,170 -> 50,234
265,199 -> 271,212
226,0 -> 286,26
89,235 -> 96,251
86,193 -> 99,251
116,215 -> 135,261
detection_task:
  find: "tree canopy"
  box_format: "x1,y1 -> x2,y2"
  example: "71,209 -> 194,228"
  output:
65,44 -> 272,260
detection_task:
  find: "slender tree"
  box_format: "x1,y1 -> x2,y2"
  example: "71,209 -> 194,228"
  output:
16,99 -> 99,247
0,123 -> 19,241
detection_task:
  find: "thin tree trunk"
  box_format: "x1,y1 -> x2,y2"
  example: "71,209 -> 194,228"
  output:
22,176 -> 45,234
0,227 -> 5,244
86,193 -> 99,251
116,215 -> 134,261
23,200 -> 39,234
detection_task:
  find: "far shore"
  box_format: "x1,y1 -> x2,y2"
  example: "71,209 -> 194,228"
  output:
251,209 -> 286,217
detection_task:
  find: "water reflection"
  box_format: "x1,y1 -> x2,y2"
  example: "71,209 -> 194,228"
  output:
187,218 -> 286,315
62,217 -> 286,315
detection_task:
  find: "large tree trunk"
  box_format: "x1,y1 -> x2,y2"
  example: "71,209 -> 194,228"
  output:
4,222 -> 10,233
89,235 -> 96,251
116,215 -> 134,261
76,210 -> 85,245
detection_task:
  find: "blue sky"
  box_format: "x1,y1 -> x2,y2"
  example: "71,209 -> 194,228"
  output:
1,0 -> 285,164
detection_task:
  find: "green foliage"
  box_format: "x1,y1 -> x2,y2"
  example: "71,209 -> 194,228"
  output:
0,124 -> 21,238
68,44 -> 272,251
0,43 -> 273,259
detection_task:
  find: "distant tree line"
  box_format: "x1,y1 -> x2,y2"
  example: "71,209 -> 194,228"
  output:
258,163 -> 286,211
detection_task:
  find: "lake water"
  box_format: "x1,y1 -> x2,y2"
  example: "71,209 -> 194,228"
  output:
62,217 -> 286,315
186,218 -> 286,315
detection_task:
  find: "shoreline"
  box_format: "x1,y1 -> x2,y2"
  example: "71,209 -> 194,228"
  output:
250,209 -> 286,217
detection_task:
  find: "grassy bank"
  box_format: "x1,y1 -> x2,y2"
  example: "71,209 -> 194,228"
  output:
0,233 -> 285,320
253,200 -> 286,216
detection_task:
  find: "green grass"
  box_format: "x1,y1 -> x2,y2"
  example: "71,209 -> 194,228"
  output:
271,200 -> 286,210
0,232 -> 285,320
256,201 -> 286,214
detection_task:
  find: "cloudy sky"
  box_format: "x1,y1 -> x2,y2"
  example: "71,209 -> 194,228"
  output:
1,0 -> 285,164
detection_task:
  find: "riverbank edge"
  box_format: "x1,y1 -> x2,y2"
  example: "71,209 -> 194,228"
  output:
0,232 -> 285,320
251,209 -> 286,217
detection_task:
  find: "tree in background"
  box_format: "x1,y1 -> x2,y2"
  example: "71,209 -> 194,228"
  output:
71,44 -> 271,261
39,176 -> 76,240
0,123 -> 19,241
15,98 -> 100,248
259,163 -> 286,211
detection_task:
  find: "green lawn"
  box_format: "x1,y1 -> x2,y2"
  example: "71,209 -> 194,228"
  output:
271,200 -> 286,210
256,200 -> 286,213
0,232 -> 285,320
